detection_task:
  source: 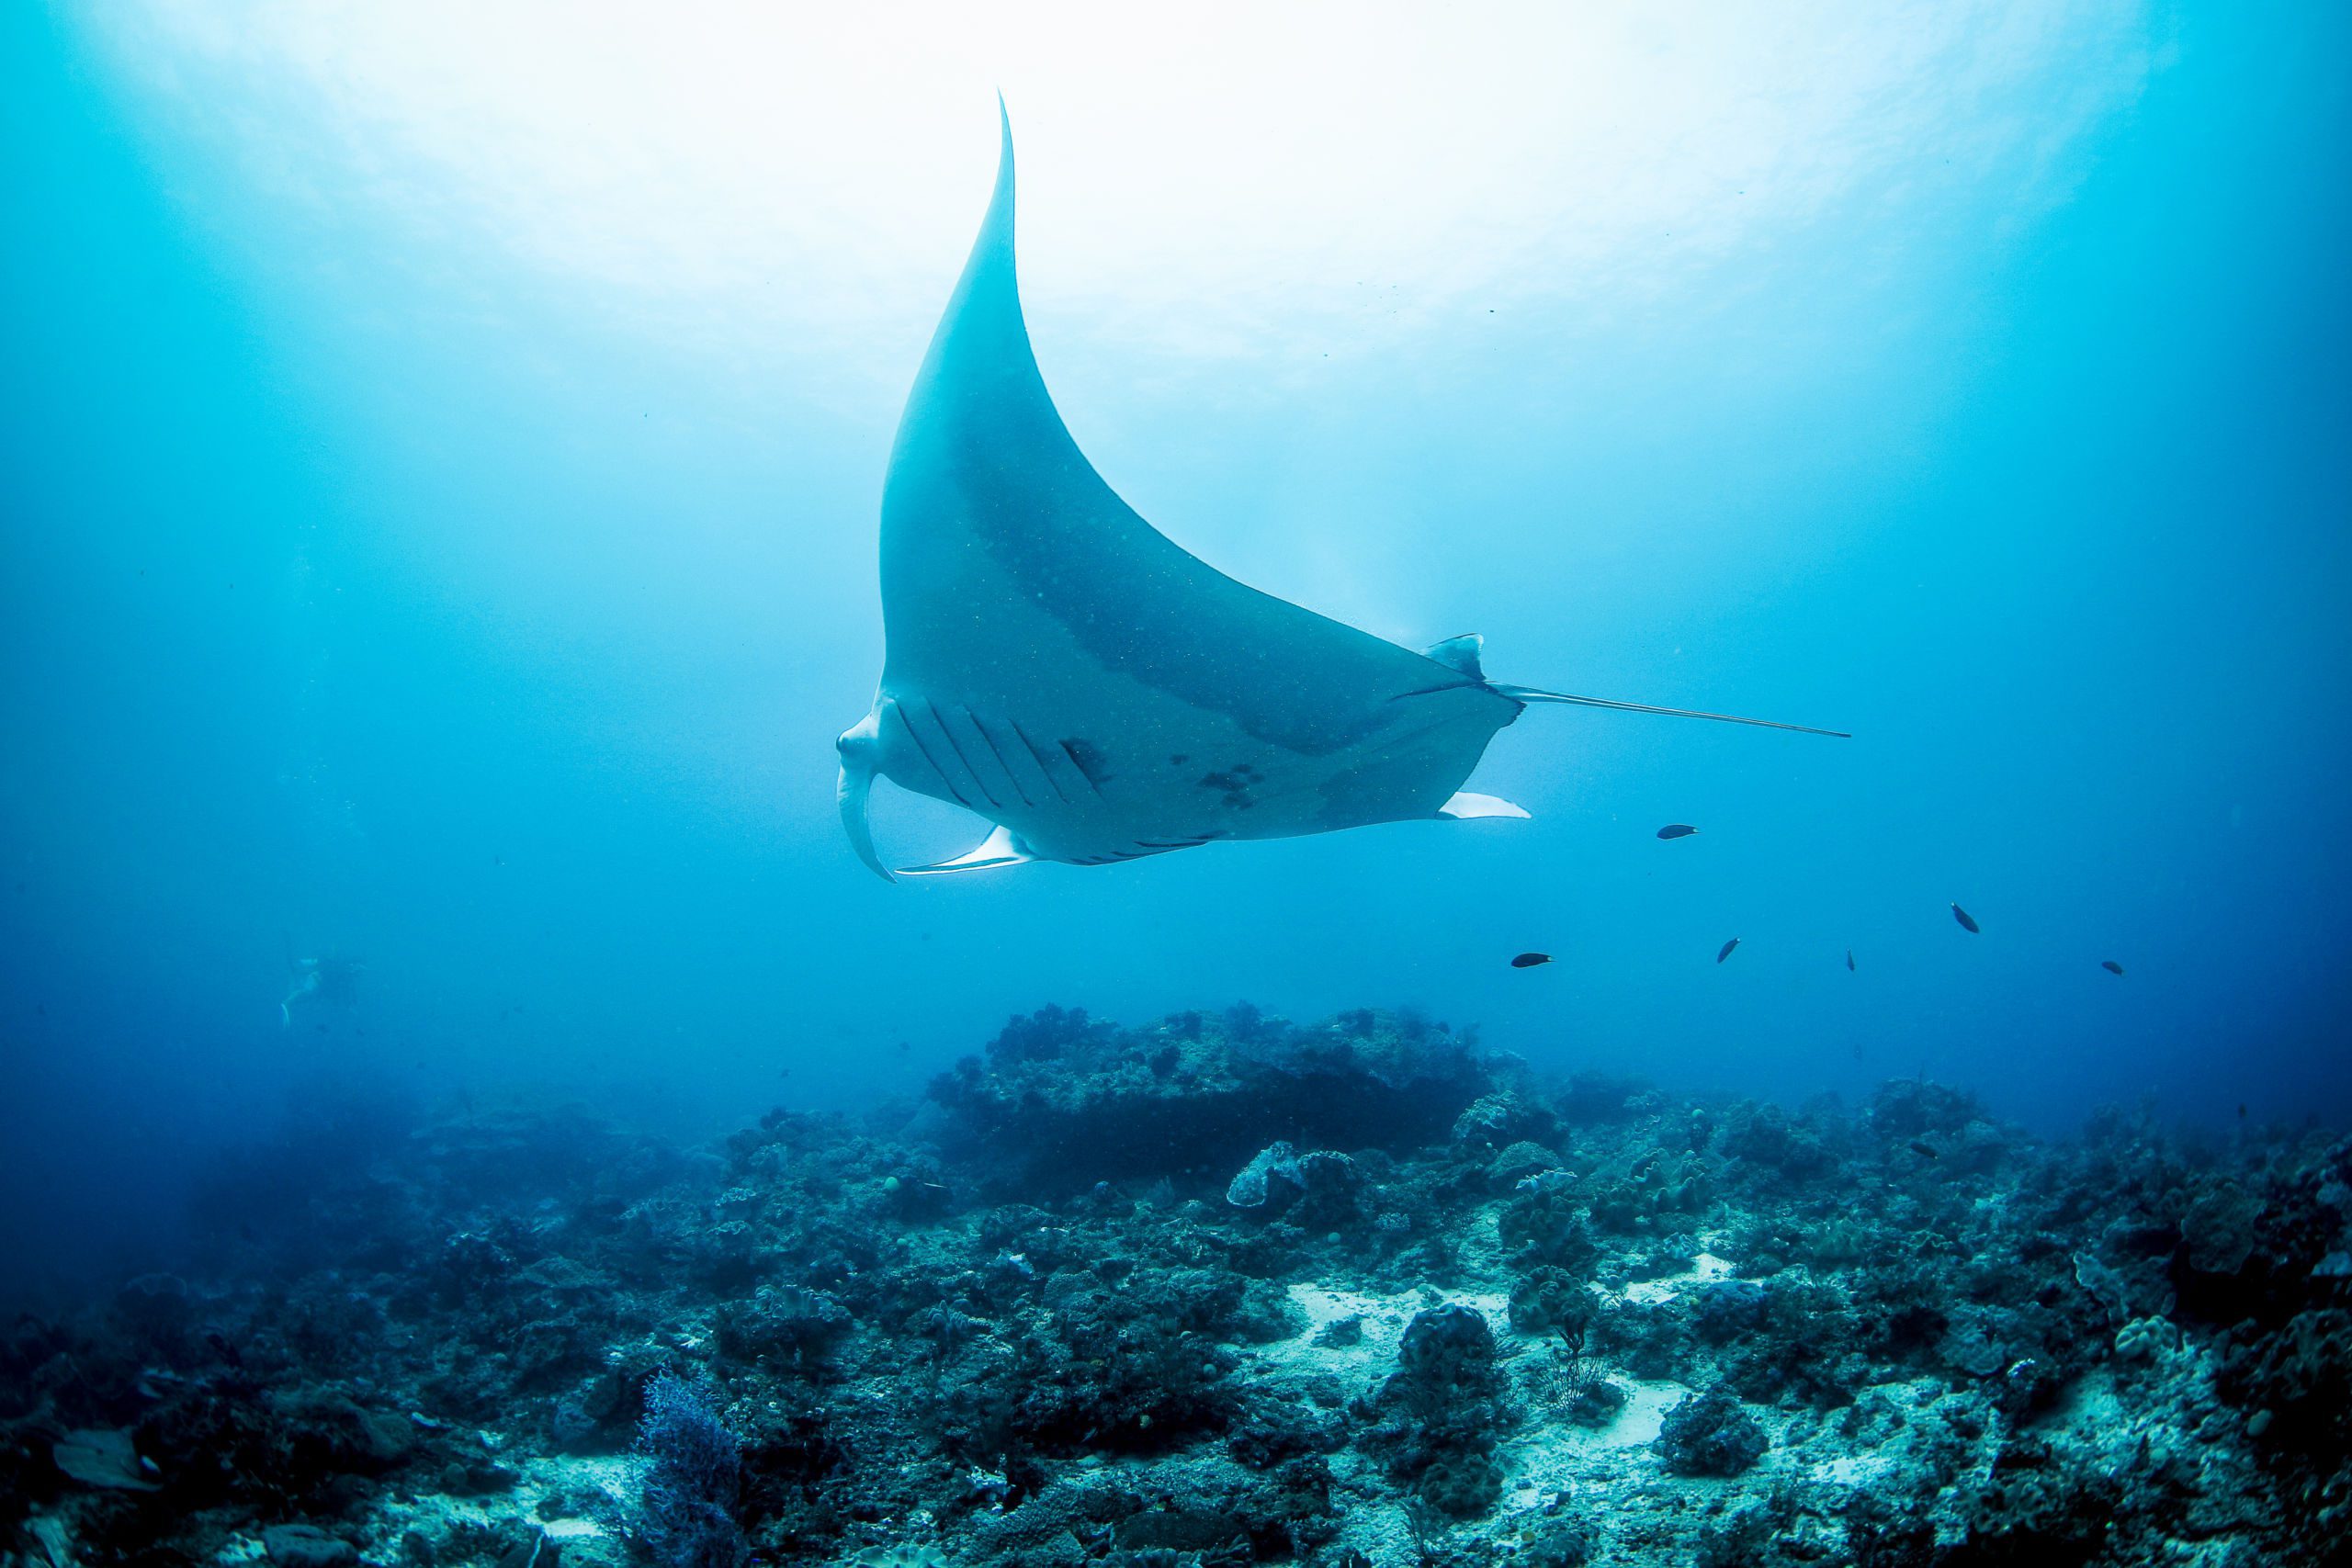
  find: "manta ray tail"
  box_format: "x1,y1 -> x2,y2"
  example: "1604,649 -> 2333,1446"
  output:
899,824 -> 1035,877
1494,684 -> 1849,739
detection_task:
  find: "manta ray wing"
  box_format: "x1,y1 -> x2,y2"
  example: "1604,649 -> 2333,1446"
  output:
839,108 -> 1520,878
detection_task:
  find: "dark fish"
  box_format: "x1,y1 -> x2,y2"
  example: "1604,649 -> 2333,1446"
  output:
1716,938 -> 1740,964
1908,1139 -> 1939,1158
1510,953 -> 1552,969
1657,824 -> 1700,840
2100,960 -> 2124,976
1846,949 -> 1856,972
1951,903 -> 1980,933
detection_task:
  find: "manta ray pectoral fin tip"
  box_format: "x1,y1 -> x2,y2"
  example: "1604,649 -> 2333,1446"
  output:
1438,791 -> 1530,820
899,824 -> 1035,877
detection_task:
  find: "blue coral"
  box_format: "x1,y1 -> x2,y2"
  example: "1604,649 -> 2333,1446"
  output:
636,1373 -> 744,1568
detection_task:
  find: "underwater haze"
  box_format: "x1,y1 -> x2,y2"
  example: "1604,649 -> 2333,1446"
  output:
12,7 -> 2352,1566
5,0 -> 2351,1305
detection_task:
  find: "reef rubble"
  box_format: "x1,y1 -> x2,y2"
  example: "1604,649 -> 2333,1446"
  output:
5,1005 -> 2350,1566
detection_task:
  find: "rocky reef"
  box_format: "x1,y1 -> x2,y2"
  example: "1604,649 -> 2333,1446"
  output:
5,1006 -> 2351,1566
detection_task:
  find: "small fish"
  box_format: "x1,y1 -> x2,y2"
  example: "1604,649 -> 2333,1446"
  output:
1951,903 -> 1980,933
2100,960 -> 2124,976
1716,938 -> 1740,964
1657,824 -> 1700,840
1846,949 -> 1856,972
1908,1139 -> 1939,1159
1510,953 -> 1552,969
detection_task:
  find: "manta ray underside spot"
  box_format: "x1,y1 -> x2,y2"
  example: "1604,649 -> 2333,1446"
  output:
834,107 -> 1844,883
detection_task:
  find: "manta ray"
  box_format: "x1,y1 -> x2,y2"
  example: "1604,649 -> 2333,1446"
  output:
836,109 -> 1841,882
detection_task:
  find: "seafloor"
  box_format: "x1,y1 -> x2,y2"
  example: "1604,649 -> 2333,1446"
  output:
6,1007 -> 2350,1567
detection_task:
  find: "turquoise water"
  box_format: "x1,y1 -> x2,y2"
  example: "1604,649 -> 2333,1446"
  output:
3,4 -> 2347,1292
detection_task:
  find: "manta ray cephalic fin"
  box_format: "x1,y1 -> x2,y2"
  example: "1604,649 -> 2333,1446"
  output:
837,714 -> 894,883
1437,791 -> 1530,820
898,824 -> 1035,877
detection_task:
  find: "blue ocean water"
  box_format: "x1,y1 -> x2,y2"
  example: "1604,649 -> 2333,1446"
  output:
3,2 -> 2346,1306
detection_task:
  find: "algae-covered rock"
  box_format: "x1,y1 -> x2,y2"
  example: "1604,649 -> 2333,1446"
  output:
715,1284 -> 852,1365
924,1007 -> 1490,1195
1418,1449 -> 1502,1519
1508,1266 -> 1596,1338
842,1543 -> 950,1567
262,1524 -> 359,1568
2184,1181 -> 2265,1275
51,1427 -> 158,1491
1391,1305 -> 1504,1423
1498,1184 -> 1598,1269
1656,1388 -> 1768,1476
2217,1307 -> 2352,1455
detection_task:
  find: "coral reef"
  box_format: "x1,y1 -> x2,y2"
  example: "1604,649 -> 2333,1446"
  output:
2,1010 -> 2348,1566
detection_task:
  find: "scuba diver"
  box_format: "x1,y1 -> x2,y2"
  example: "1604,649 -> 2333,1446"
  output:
281,938 -> 363,1027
